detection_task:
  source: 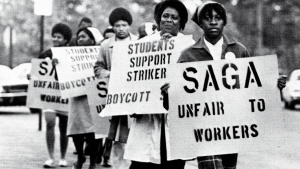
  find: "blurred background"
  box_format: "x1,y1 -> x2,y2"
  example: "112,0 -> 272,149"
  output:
0,0 -> 299,76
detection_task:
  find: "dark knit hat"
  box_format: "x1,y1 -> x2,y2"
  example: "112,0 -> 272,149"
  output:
192,1 -> 227,27
109,7 -> 133,26
154,0 -> 188,31
51,23 -> 73,43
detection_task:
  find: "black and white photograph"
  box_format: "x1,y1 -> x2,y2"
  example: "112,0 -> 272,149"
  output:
0,0 -> 298,169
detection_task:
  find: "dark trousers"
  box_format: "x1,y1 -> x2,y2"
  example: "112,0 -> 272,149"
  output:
221,153 -> 238,169
129,160 -> 185,169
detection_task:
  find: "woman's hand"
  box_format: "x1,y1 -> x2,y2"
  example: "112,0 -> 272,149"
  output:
52,58 -> 58,66
99,71 -> 110,79
161,33 -> 173,40
160,83 -> 170,95
130,113 -> 143,119
277,75 -> 287,90
27,74 -> 31,80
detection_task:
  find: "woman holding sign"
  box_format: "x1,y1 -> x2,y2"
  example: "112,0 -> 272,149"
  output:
39,23 -> 72,168
66,27 -> 103,169
161,1 -> 287,169
124,1 -> 194,169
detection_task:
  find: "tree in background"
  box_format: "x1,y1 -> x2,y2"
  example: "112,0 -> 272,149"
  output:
1,0 -> 300,76
229,0 -> 300,75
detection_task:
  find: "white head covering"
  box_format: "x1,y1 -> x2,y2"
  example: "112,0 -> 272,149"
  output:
86,27 -> 104,45
191,1 -> 227,26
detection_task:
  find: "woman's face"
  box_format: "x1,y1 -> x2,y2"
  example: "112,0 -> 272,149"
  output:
200,9 -> 225,43
52,33 -> 67,47
77,31 -> 94,46
160,7 -> 181,36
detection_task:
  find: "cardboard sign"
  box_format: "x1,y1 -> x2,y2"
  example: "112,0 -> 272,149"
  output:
100,35 -> 194,116
86,78 -> 110,137
167,55 -> 283,160
51,46 -> 99,98
26,59 -> 68,111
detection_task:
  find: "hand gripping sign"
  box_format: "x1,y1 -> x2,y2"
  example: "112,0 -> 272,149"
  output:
100,35 -> 194,116
51,46 -> 100,98
27,59 -> 68,111
167,55 -> 284,160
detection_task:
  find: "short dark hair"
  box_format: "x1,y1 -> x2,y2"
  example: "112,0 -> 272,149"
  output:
109,7 -> 133,26
103,27 -> 114,37
154,0 -> 188,31
79,17 -> 93,27
51,23 -> 73,43
199,3 -> 227,26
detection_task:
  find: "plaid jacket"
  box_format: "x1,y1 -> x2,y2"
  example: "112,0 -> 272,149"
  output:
197,154 -> 237,169
178,34 -> 247,169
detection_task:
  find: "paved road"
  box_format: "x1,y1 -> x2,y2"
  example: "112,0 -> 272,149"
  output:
0,107 -> 197,169
1,106 -> 300,169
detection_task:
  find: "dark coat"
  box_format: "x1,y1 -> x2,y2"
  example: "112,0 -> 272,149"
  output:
163,34 -> 250,169
178,34 -> 250,63
39,49 -> 53,59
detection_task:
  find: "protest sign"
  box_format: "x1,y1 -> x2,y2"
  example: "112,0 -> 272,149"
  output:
26,59 -> 68,111
86,78 -> 110,137
100,35 -> 194,116
167,55 -> 283,160
51,46 -> 99,98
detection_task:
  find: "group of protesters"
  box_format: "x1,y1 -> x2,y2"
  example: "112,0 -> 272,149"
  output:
36,0 -> 287,169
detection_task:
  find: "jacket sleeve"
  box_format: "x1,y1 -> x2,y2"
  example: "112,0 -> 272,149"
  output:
94,44 -> 111,79
238,42 -> 251,58
243,48 -> 251,58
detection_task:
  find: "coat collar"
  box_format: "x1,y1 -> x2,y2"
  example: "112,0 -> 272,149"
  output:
108,32 -> 138,48
192,34 -> 236,49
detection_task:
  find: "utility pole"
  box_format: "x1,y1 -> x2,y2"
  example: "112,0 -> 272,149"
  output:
34,0 -> 53,131
9,26 -> 13,68
4,25 -> 15,68
40,16 -> 44,54
256,0 -> 263,55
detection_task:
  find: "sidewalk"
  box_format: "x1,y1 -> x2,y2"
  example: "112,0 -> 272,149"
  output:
0,110 -> 197,169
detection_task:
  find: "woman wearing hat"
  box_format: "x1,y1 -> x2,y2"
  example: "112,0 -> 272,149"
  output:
38,23 -> 72,168
66,27 -> 104,169
161,1 -> 286,169
176,2 -> 248,168
124,1 -> 194,169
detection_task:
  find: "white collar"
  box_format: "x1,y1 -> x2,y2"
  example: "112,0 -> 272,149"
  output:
204,36 -> 224,47
204,37 -> 224,60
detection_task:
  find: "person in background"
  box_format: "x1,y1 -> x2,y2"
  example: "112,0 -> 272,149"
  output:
78,17 -> 93,29
137,22 -> 157,39
124,1 -> 194,169
39,23 -> 72,168
94,26 -> 115,167
161,1 -> 287,169
69,17 -> 93,46
103,26 -> 115,40
66,27 -> 103,169
94,7 -> 138,169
